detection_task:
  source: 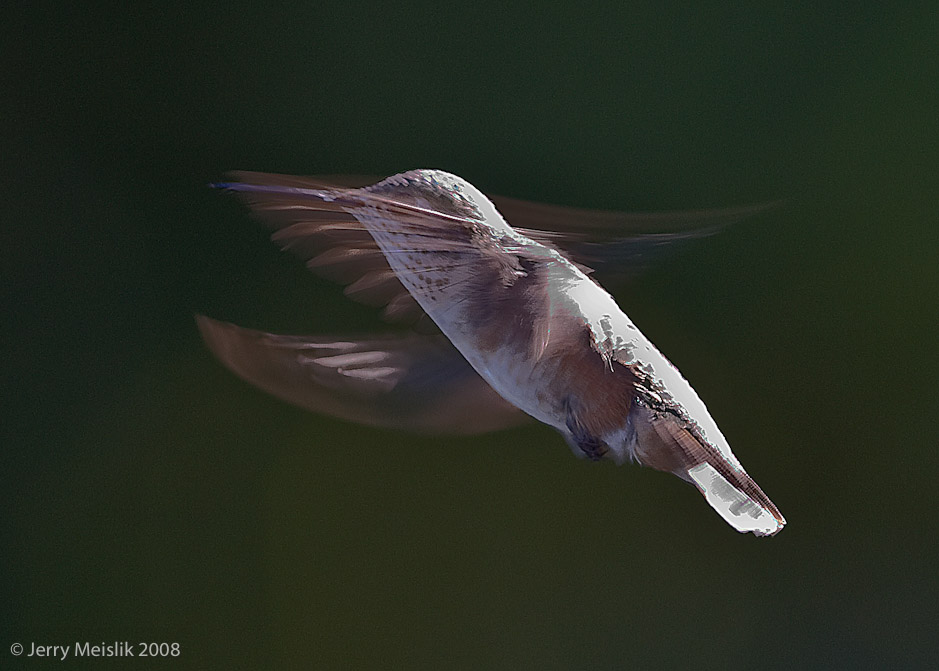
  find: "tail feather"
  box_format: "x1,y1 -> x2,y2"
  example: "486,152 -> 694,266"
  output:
665,419 -> 785,536
686,462 -> 785,537
631,404 -> 786,537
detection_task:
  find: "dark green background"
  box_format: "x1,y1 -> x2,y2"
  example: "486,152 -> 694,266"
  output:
3,3 -> 937,669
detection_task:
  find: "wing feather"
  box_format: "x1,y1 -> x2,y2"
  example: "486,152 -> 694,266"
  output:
214,171 -> 779,324
197,315 -> 528,435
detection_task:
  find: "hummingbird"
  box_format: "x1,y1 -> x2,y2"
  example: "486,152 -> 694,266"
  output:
199,170 -> 785,536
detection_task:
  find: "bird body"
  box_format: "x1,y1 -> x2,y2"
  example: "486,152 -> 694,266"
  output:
201,169 -> 785,536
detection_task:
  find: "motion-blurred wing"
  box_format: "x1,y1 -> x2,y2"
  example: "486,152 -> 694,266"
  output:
301,176 -> 782,277
215,171 -> 560,338
216,171 -> 428,324
214,172 -> 779,321
491,194 -> 782,280
197,315 -> 528,434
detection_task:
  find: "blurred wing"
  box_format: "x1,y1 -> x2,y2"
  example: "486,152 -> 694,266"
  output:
490,194 -> 782,280
310,175 -> 784,280
217,171 -> 427,324
215,171 -> 551,329
298,176 -> 779,236
197,315 -> 529,434
490,193 -> 781,234
215,172 -> 779,320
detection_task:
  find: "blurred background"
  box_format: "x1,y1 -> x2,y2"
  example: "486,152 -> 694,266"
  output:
2,2 -> 937,669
